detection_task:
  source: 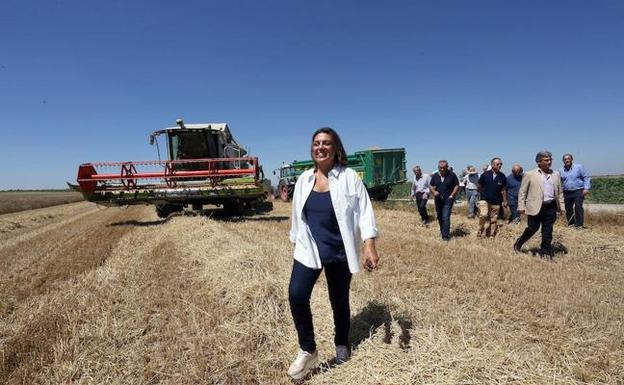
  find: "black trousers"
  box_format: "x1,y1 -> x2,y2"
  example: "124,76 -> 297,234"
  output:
415,192 -> 429,222
564,189 -> 584,227
516,201 -> 557,253
288,259 -> 352,352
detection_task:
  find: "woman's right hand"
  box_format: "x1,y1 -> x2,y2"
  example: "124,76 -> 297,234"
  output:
362,238 -> 379,271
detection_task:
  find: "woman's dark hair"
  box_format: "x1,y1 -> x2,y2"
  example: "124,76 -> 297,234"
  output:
311,127 -> 348,167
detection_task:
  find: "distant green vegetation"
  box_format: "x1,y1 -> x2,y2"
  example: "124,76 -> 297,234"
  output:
587,177 -> 624,204
389,182 -> 411,199
389,176 -> 624,204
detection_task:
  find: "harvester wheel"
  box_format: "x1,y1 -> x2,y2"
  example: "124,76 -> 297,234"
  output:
155,205 -> 168,218
155,204 -> 183,218
223,200 -> 243,215
258,200 -> 273,213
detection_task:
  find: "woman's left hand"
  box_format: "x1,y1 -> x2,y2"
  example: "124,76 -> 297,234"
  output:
363,238 -> 380,271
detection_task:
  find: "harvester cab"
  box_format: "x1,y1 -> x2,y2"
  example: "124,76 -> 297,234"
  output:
75,119 -> 272,217
150,119 -> 246,161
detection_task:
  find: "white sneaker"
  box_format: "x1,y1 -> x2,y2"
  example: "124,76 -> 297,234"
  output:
287,349 -> 319,380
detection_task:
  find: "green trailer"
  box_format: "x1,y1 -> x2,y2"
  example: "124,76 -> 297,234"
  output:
275,148 -> 406,201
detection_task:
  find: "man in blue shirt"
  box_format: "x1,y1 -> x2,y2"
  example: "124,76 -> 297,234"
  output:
559,154 -> 591,229
506,164 -> 524,224
477,157 -> 508,237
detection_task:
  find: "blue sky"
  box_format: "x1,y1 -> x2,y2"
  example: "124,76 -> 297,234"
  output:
1,0 -> 623,189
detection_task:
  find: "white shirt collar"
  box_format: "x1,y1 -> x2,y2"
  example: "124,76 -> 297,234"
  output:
306,164 -> 343,180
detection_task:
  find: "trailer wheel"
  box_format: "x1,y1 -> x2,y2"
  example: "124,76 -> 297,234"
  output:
370,192 -> 389,201
377,186 -> 393,201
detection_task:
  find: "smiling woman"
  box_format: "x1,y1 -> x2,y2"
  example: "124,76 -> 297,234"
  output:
310,129 -> 347,172
286,127 -> 380,379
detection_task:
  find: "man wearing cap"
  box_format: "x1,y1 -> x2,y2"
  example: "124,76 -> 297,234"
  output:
462,165 -> 480,219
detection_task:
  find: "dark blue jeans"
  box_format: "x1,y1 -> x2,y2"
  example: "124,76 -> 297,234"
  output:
289,259 -> 352,352
564,189 -> 584,227
509,201 -> 519,222
434,197 -> 454,239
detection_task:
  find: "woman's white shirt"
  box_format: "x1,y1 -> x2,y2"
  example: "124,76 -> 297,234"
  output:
289,166 -> 378,273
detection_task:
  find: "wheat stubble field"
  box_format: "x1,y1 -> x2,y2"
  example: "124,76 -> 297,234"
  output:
0,200 -> 623,384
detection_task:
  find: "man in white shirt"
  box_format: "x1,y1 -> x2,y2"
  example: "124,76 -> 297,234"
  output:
410,166 -> 431,224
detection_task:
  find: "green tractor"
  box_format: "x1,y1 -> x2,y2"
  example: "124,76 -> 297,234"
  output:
275,148 -> 406,202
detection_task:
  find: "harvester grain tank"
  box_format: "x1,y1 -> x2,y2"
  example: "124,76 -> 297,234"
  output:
74,119 -> 272,217
276,148 -> 406,201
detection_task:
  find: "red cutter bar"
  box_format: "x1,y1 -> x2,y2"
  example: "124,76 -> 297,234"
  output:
77,157 -> 260,193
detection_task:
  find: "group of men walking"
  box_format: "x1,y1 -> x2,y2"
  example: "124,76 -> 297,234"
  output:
410,151 -> 591,258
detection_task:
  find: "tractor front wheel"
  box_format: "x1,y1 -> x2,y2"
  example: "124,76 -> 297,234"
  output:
279,183 -> 291,202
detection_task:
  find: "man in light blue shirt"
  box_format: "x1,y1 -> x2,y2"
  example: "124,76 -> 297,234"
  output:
559,153 -> 591,228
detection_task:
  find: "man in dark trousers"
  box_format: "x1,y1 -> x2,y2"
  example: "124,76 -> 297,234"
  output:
514,151 -> 562,259
507,164 -> 524,224
560,153 -> 591,229
429,160 -> 460,241
410,166 -> 432,225
477,157 -> 508,237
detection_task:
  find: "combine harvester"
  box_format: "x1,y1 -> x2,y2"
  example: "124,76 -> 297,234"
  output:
275,148 -> 406,201
73,119 -> 272,217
